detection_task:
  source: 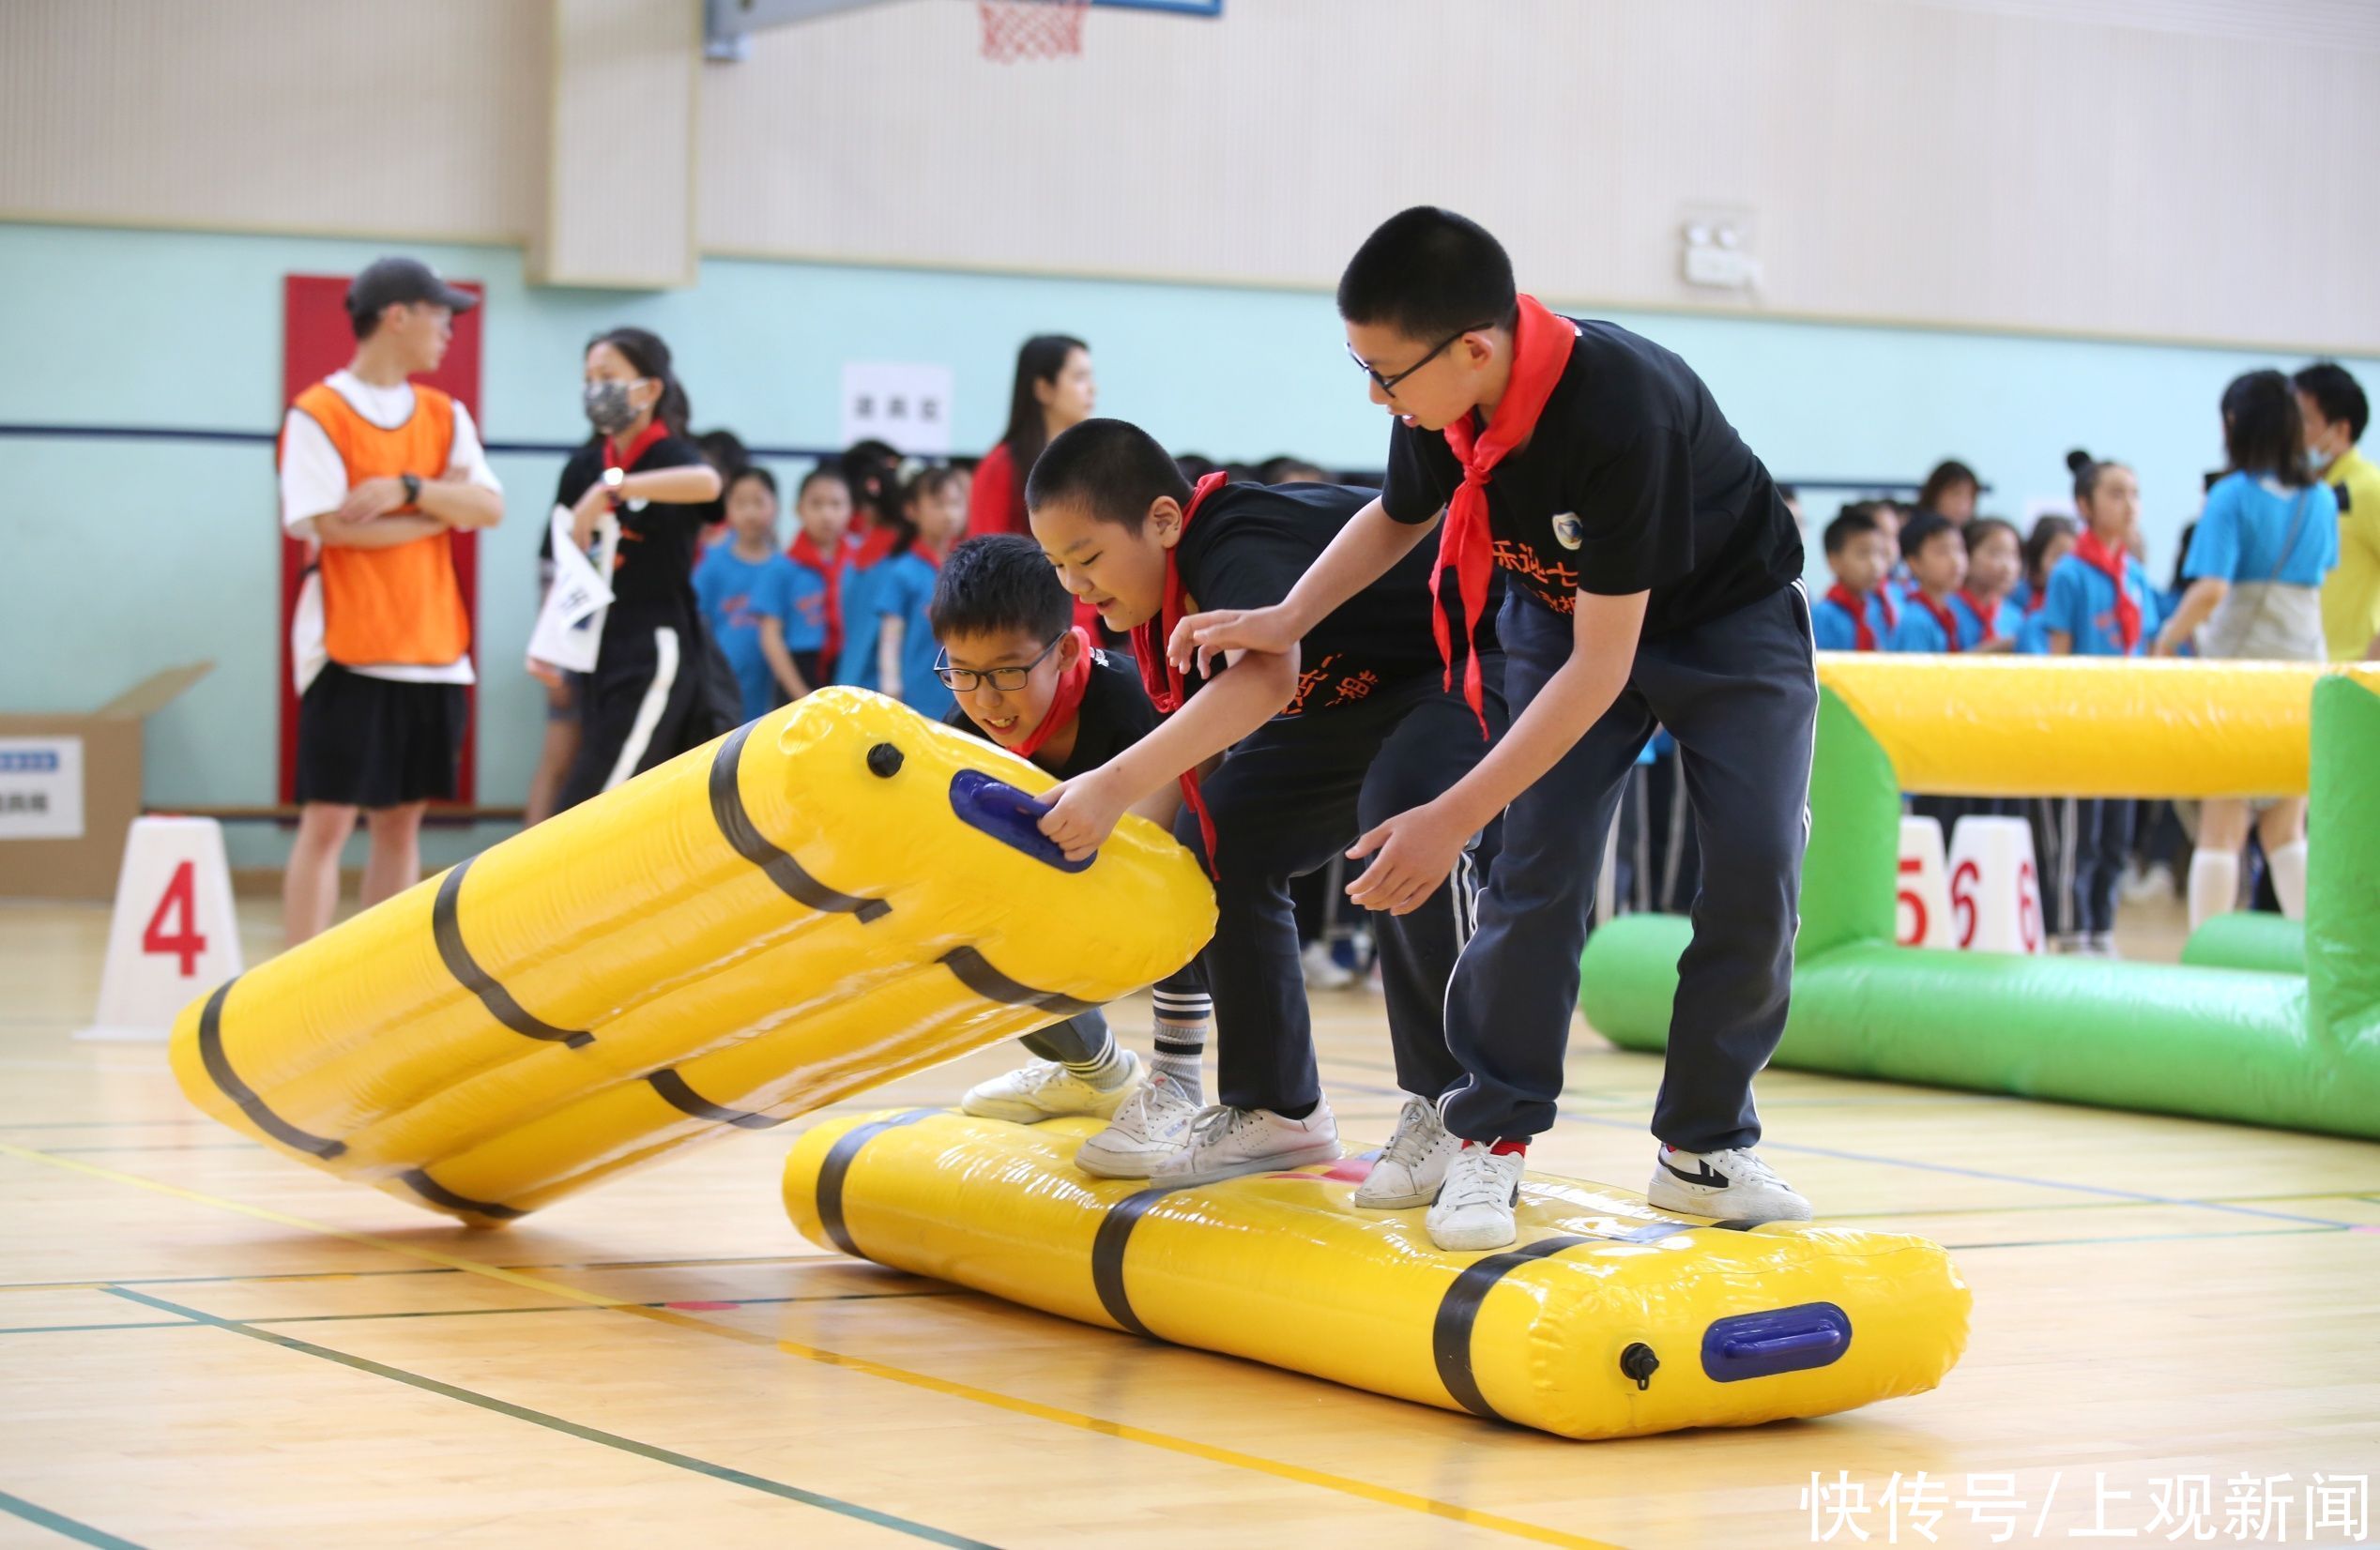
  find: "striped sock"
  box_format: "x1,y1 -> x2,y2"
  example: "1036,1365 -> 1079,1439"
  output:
1061,1031 -> 1134,1091
1150,986 -> 1211,1104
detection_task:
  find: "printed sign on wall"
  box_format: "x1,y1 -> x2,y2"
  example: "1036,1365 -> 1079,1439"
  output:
0,736 -> 86,840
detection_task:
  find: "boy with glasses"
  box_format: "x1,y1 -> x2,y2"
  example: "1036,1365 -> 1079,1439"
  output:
1024,419 -> 1506,1198
931,536 -> 1213,1177
1182,206 -> 1817,1250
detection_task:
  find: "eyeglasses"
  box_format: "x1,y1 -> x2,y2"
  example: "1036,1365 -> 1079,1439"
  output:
1347,323 -> 1493,396
933,632 -> 1065,692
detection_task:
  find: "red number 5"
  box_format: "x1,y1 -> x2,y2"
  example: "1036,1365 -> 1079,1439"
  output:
142,860 -> 207,978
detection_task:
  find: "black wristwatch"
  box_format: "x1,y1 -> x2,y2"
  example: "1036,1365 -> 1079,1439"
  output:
401,472 -> 422,507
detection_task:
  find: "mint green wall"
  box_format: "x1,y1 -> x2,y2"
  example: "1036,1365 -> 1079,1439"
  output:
3,220 -> 2370,866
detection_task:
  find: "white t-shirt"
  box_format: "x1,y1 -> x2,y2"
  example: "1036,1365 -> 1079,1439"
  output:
279,370 -> 504,689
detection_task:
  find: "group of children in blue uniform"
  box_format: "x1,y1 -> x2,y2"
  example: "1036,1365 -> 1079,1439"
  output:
692,443 -> 969,727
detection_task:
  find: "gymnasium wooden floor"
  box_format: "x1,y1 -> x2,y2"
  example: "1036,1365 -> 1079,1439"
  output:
4,897 -> 2376,1550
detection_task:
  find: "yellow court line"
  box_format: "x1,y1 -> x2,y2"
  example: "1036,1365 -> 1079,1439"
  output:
0,1144 -> 1622,1550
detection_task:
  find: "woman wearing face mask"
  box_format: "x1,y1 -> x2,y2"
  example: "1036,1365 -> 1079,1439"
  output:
546,327 -> 724,811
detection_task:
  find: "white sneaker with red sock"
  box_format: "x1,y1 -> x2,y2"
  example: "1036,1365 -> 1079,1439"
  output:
1352,1097 -> 1463,1208
1426,1139 -> 1526,1251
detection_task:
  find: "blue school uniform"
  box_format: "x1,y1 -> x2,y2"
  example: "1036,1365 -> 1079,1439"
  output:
1886,597 -> 1960,652
692,546 -> 799,723
2014,603 -> 2055,655
1811,588 -> 1897,650
2040,551 -> 2163,657
2184,471 -> 2339,587
836,549 -> 954,718
1947,592 -> 2020,648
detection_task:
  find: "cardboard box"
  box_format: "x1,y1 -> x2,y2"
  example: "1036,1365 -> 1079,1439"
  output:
0,663 -> 212,901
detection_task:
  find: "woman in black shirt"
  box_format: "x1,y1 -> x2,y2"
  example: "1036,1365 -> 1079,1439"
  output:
551,327 -> 724,810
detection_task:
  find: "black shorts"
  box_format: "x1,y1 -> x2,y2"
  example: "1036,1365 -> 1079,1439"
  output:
791,649 -> 824,691
295,665 -> 467,809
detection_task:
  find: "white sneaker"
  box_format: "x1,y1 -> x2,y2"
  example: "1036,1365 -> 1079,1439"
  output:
1301,939 -> 1353,990
1426,1142 -> 1526,1251
1352,1097 -> 1463,1208
1645,1144 -> 1813,1223
1151,1101 -> 1340,1187
1075,1071 -> 1199,1178
961,1050 -> 1141,1125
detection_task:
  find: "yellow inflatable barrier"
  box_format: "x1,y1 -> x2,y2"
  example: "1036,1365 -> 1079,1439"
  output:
784,1109 -> 1972,1440
1818,654 -> 2380,798
169,690 -> 1213,1223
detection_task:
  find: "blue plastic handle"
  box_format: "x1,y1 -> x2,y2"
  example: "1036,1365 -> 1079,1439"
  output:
1699,1302 -> 1854,1383
948,769 -> 1094,874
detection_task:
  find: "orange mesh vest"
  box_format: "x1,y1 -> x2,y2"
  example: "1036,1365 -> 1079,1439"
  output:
288,382 -> 470,667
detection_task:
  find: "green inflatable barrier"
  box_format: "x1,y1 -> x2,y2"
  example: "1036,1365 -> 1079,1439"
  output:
1579,675 -> 2380,1140
2181,912 -> 2306,975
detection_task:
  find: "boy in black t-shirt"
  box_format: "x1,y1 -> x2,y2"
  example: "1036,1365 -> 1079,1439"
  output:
1184,207 -> 1819,1251
930,537 -> 1213,1178
1026,418 -> 1506,1196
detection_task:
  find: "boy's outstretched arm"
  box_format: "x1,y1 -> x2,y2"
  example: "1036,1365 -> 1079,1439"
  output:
1347,588 -> 1647,916
1036,646 -> 1296,861
1170,497 -> 1437,676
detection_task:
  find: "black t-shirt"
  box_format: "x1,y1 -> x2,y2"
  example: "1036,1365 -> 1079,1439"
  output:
1174,480 -> 1497,717
941,646 -> 1157,781
550,434 -> 715,616
1381,317 -> 1802,638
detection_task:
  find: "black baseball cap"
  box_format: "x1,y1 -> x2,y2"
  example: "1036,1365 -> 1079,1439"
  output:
345,256 -> 478,323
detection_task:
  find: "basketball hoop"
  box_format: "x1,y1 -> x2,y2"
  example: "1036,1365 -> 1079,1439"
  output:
979,0 -> 1088,61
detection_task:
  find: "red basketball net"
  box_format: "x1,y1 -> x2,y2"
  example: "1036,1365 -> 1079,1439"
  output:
979,0 -> 1088,61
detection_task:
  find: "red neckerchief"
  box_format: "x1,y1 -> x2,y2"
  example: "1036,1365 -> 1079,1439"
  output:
1958,589 -> 2003,645
2024,582 -> 2050,615
603,418 -> 669,484
1127,470 -> 1228,873
1911,591 -> 1962,652
2073,530 -> 2140,650
1436,295 -> 1576,737
1824,584 -> 1890,650
789,530 -> 847,665
1012,627 -> 1095,762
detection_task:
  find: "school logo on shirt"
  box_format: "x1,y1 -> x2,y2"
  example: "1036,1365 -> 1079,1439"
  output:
1550,512 -> 1585,551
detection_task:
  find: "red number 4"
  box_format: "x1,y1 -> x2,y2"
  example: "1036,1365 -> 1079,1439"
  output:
142,860 -> 208,978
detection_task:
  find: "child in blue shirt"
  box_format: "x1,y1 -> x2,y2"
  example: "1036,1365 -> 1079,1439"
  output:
837,465 -> 966,718
2150,370 -> 2341,935
1952,517 -> 2023,651
782,466 -> 853,689
1812,505 -> 1899,650
1886,510 -> 1969,652
2038,451 -> 2159,953
692,466 -> 806,723
2012,515 -> 2076,654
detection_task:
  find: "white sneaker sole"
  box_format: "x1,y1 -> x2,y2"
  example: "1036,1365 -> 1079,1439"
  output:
1351,1175 -> 1441,1209
1074,1140 -> 1179,1179
1152,1139 -> 1341,1189
1644,1178 -> 1813,1223
1427,1214 -> 1518,1252
962,1087 -> 1134,1125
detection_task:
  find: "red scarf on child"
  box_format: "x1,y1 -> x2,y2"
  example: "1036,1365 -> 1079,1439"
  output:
789,531 -> 847,665
1012,628 -> 1095,762
603,418 -> 669,482
1958,589 -> 2003,646
1911,592 -> 1962,653
2073,530 -> 2140,651
1435,295 -> 1577,737
1127,470 -> 1229,873
1823,584 -> 1898,651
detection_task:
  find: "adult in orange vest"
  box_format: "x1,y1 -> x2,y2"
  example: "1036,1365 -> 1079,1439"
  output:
277,257 -> 504,947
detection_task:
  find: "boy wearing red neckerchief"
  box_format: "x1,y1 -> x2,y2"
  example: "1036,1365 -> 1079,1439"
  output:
928,536 -> 1214,1178
1184,207 -> 1817,1252
1028,419 -> 1508,1202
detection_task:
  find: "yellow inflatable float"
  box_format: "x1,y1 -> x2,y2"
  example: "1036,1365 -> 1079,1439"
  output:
169,690 -> 1213,1223
784,1109 -> 1972,1440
